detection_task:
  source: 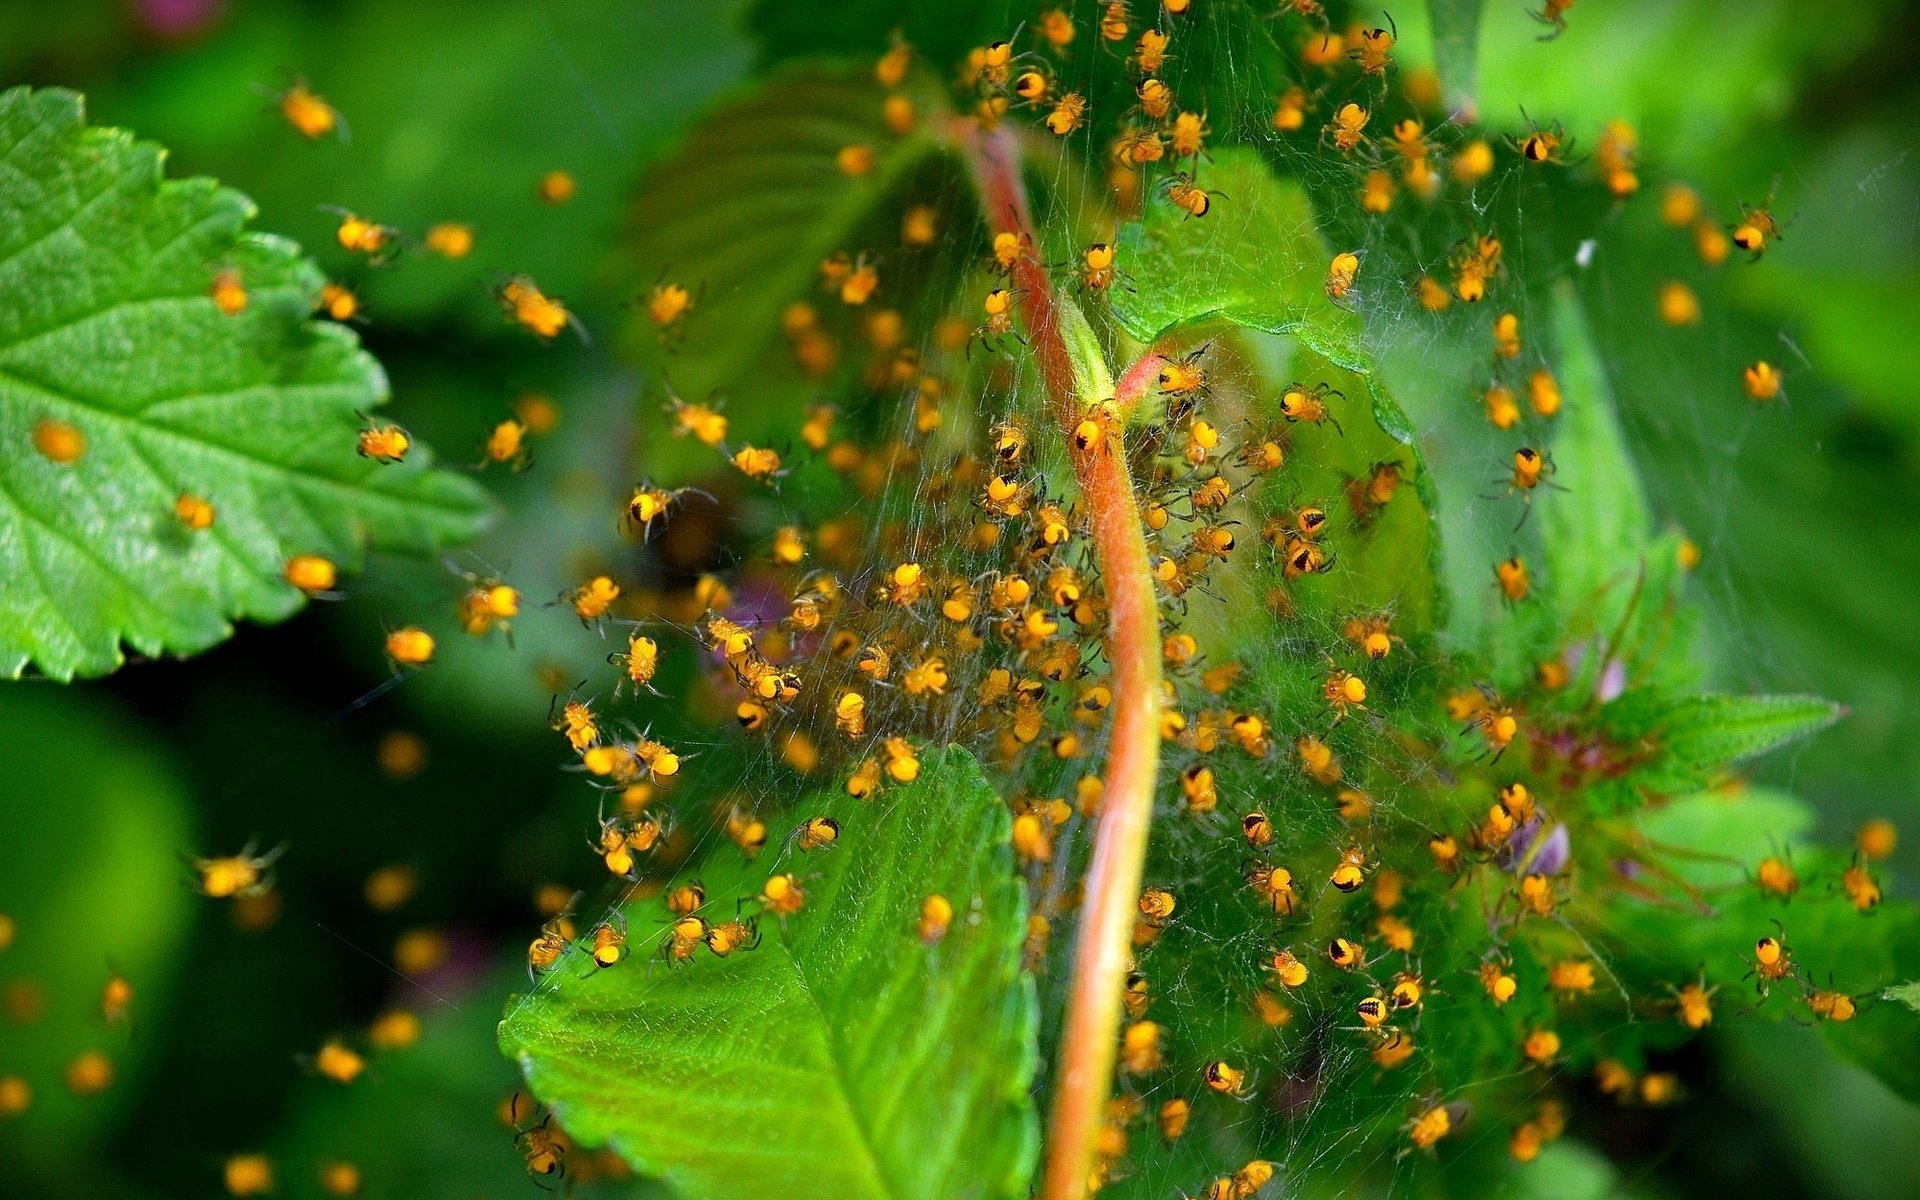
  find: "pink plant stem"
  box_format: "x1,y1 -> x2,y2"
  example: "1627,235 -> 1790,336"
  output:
1112,349 -> 1170,416
962,120 -> 1165,1200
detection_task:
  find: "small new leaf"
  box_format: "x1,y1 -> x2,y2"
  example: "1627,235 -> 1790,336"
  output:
1605,690 -> 1844,799
1655,692 -> 1844,771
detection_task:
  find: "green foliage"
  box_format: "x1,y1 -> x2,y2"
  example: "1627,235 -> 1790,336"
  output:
612,65 -> 947,446
1476,0 -> 1896,157
746,0 -> 1008,69
1425,0 -> 1485,116
1112,150 -> 1346,352
1812,904 -> 1920,1105
1621,786 -> 1920,1104
0,87 -> 489,681
1605,691 -> 1844,797
500,749 -> 1038,1200
1112,148 -> 1443,633
103,0 -> 755,332
0,689 -> 194,1188
7,5 -> 1920,1200
1537,285 -> 1651,635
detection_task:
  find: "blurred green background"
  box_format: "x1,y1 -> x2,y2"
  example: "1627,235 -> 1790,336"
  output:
3,1 -> 1920,1197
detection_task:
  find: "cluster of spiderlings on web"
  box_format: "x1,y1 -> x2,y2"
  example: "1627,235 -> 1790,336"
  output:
210,7 -> 1884,1196
577,11 -> 1828,1191
993,10 -> 1861,1193
1240,6 -> 1796,597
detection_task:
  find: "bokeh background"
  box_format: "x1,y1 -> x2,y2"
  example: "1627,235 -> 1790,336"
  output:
4,1 -> 1920,1197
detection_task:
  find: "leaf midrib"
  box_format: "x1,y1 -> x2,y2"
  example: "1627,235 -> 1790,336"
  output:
0,364 -> 480,522
782,937 -> 900,1200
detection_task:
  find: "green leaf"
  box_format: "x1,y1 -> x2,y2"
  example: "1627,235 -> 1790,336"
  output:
1734,271 -> 1920,438
1632,786 -> 1817,891
1610,692 -> 1843,794
1615,788 -> 1920,1104
1814,904 -> 1920,1105
1112,149 -> 1357,358
1718,1021 -> 1920,1200
1887,982 -> 1920,1015
0,689 -> 195,1186
499,747 -> 1038,1200
1111,148 -> 1443,634
614,64 -> 947,444
1475,1 -> 1890,159
1425,0 -> 1485,118
1521,283 -> 1701,693
1598,691 -> 1842,804
0,87 -> 491,681
1540,282 -> 1651,625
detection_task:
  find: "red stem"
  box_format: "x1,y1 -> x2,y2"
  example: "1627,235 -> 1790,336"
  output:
1112,349 -> 1170,416
962,121 -> 1165,1200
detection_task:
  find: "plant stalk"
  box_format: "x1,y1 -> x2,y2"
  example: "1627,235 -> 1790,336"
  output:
960,121 -> 1165,1200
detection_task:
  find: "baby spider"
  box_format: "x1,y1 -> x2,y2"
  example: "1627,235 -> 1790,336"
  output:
1157,343 -> 1214,418
639,271 -> 703,344
324,207 -> 400,262
494,274 -> 584,341
1323,667 -> 1368,722
607,628 -> 662,697
508,1093 -> 567,1187
1160,170 -> 1223,219
582,912 -> 629,972
1112,123 -> 1166,165
1800,974 -> 1870,1024
971,288 -> 1025,357
1745,920 -> 1798,998
1277,382 -> 1344,434
1324,102 -> 1370,155
1731,186 -> 1789,259
1325,250 -> 1361,305
184,842 -> 287,899
527,915 -> 572,979
262,78 -> 345,141
1485,446 -> 1565,528
452,569 -> 521,644
989,229 -> 1034,277
1349,13 -> 1397,78
730,444 -> 789,489
1203,1059 -> 1253,1099
664,388 -> 729,445
1531,0 -> 1574,40
622,481 -> 708,541
1071,242 -> 1134,296
1510,110 -> 1574,165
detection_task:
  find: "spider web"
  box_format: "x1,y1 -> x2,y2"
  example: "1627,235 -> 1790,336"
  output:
463,2 -> 1829,1196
